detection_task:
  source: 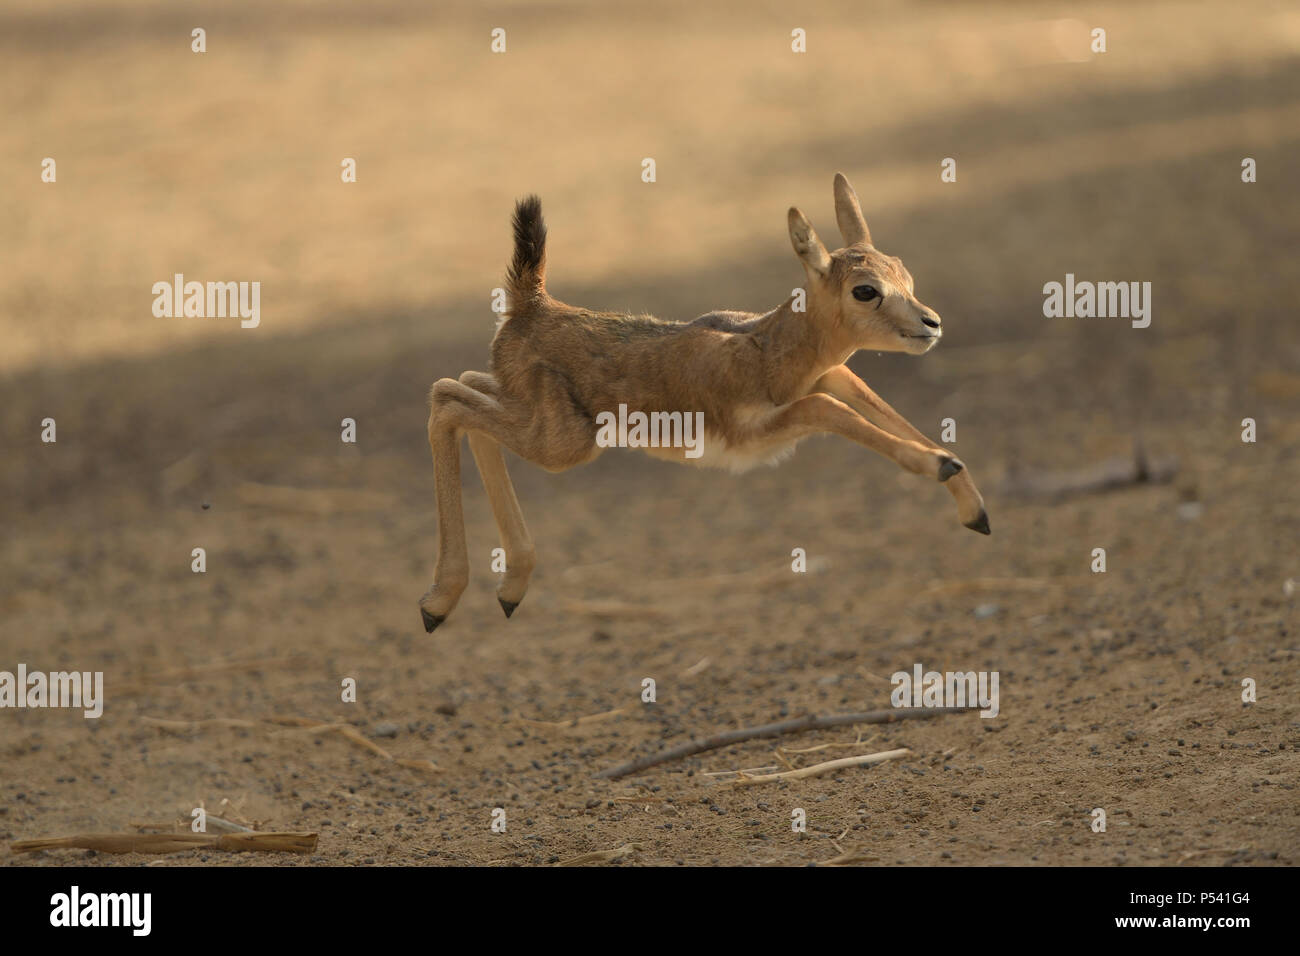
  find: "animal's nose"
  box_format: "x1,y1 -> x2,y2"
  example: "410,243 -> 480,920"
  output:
922,313 -> 941,329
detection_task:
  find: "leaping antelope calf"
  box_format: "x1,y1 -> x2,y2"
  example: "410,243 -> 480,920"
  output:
420,173 -> 989,632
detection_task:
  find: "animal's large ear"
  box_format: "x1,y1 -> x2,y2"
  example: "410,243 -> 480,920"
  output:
833,172 -> 872,247
788,207 -> 831,278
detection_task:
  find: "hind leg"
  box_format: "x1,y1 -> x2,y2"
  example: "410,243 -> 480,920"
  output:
466,431 -> 536,617
421,372 -> 596,631
458,371 -> 537,617
420,387 -> 473,633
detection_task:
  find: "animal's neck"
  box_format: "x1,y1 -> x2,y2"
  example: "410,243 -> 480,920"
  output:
756,297 -> 853,403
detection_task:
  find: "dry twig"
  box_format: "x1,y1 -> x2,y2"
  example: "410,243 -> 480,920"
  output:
729,749 -> 910,787
556,843 -> 643,866
511,705 -> 633,729
596,707 -> 973,780
140,715 -> 440,772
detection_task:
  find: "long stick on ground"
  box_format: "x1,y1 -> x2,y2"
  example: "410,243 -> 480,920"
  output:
10,832 -> 318,855
595,707 -> 974,780
999,438 -> 1178,501
729,748 -> 910,787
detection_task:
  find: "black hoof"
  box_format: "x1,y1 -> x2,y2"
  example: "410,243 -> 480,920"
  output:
964,511 -> 991,535
498,597 -> 519,619
421,608 -> 445,633
938,457 -> 964,482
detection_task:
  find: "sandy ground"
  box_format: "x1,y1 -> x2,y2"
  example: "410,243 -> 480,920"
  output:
1,0 -> 1297,866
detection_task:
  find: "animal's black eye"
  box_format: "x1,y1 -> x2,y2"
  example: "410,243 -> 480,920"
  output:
852,284 -> 880,302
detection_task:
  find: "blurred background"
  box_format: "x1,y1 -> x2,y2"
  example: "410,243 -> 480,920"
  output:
0,0 -> 1296,866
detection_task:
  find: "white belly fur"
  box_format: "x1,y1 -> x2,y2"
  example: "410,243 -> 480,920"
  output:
689,434 -> 805,472
639,401 -> 804,473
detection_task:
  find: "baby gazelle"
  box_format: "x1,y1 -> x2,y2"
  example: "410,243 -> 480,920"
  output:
421,173 -> 988,631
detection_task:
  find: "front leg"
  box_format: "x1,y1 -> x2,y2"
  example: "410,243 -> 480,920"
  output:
763,393 -> 964,481
812,365 -> 990,534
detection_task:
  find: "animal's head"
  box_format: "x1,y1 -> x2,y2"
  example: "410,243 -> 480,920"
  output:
788,172 -> 942,355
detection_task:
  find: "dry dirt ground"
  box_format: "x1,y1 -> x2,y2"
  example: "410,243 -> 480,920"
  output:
1,0 -> 1297,867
